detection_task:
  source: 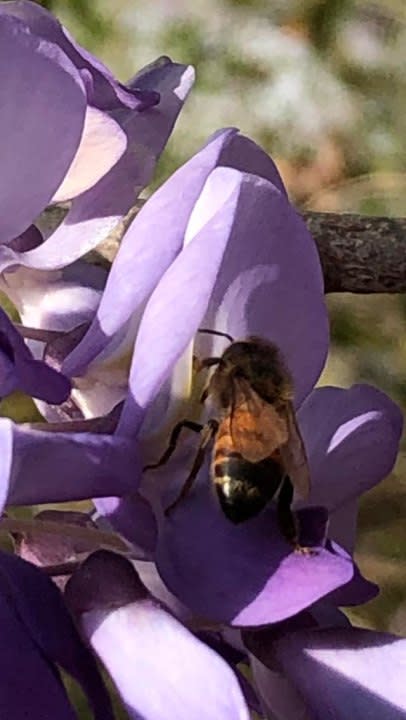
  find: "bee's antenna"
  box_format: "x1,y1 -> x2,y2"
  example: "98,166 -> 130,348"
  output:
198,328 -> 234,343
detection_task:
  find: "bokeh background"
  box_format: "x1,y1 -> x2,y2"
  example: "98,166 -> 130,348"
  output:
1,0 -> 405,650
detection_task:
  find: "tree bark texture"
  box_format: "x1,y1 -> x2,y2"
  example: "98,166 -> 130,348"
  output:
303,211 -> 406,293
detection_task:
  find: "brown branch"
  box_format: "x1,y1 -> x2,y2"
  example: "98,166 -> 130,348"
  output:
303,211 -> 406,293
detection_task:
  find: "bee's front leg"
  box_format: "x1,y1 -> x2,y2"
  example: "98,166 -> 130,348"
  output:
143,419 -> 203,472
165,419 -> 219,516
277,476 -> 316,556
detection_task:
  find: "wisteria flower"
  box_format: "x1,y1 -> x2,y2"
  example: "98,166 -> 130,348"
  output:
0,0 -> 194,274
52,127 -> 400,621
0,10 -> 403,713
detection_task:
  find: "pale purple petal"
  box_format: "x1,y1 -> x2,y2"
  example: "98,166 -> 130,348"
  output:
8,59 -> 194,272
298,385 -> 403,512
197,191 -> 327,410
65,550 -> 250,720
0,550 -> 114,719
274,628 -> 406,720
118,165 -> 244,435
154,461 -> 354,626
0,14 -> 86,244
0,418 -> 140,510
0,0 -> 159,111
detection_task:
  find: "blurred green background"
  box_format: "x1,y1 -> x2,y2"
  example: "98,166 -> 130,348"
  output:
1,0 -> 406,658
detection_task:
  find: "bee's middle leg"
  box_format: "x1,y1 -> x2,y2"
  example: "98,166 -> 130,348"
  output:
165,419 -> 219,516
277,476 -> 316,555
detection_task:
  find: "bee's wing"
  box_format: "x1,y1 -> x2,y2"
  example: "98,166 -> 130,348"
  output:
279,402 -> 310,500
229,379 -> 289,463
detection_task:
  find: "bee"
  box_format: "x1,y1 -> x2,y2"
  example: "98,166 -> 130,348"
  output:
144,333 -> 311,549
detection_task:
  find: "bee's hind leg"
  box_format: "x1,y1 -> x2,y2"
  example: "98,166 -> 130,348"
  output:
165,419 -> 219,517
277,476 -> 316,556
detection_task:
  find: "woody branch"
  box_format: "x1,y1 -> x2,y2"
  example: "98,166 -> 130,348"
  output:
303,212 -> 406,294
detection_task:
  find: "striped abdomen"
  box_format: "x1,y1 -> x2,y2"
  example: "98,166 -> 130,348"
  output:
212,422 -> 284,524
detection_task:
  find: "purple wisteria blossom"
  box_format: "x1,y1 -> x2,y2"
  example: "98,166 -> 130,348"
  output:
0,3 -> 404,715
3,128 -> 403,716
0,0 -> 194,273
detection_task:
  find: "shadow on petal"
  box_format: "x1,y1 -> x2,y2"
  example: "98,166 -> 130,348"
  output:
297,385 -> 403,512
66,550 -> 250,720
155,465 -> 354,626
275,628 -> 406,720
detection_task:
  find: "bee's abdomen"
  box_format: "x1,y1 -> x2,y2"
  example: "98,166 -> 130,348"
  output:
212,451 -> 284,524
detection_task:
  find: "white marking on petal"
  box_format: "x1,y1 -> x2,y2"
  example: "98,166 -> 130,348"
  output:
327,411 -> 381,453
174,65 -> 195,101
52,107 -> 126,202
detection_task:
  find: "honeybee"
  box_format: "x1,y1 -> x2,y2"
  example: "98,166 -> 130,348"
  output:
144,334 -> 311,548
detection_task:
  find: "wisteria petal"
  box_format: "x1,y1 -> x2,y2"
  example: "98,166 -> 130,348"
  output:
274,628 -> 406,720
0,590 -> 77,720
197,187 -> 327,409
132,559 -> 194,621
218,132 -> 287,195
0,307 -> 71,402
5,58 -> 194,273
118,166 -> 246,434
94,493 -> 157,558
322,541 -> 379,607
0,261 -> 106,334
244,607 -> 352,719
0,418 -> 140,509
0,260 -> 107,421
328,498 -> 359,554
154,461 -> 354,626
62,127 -> 292,379
0,0 -> 159,111
118,164 -> 327,435
62,128 -> 237,377
51,106 -> 126,202
0,551 -> 114,719
250,655 -> 310,720
66,550 -> 250,720
297,385 -> 403,512
0,14 -> 86,244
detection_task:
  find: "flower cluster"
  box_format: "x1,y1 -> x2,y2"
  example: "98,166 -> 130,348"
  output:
0,2 -> 404,719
